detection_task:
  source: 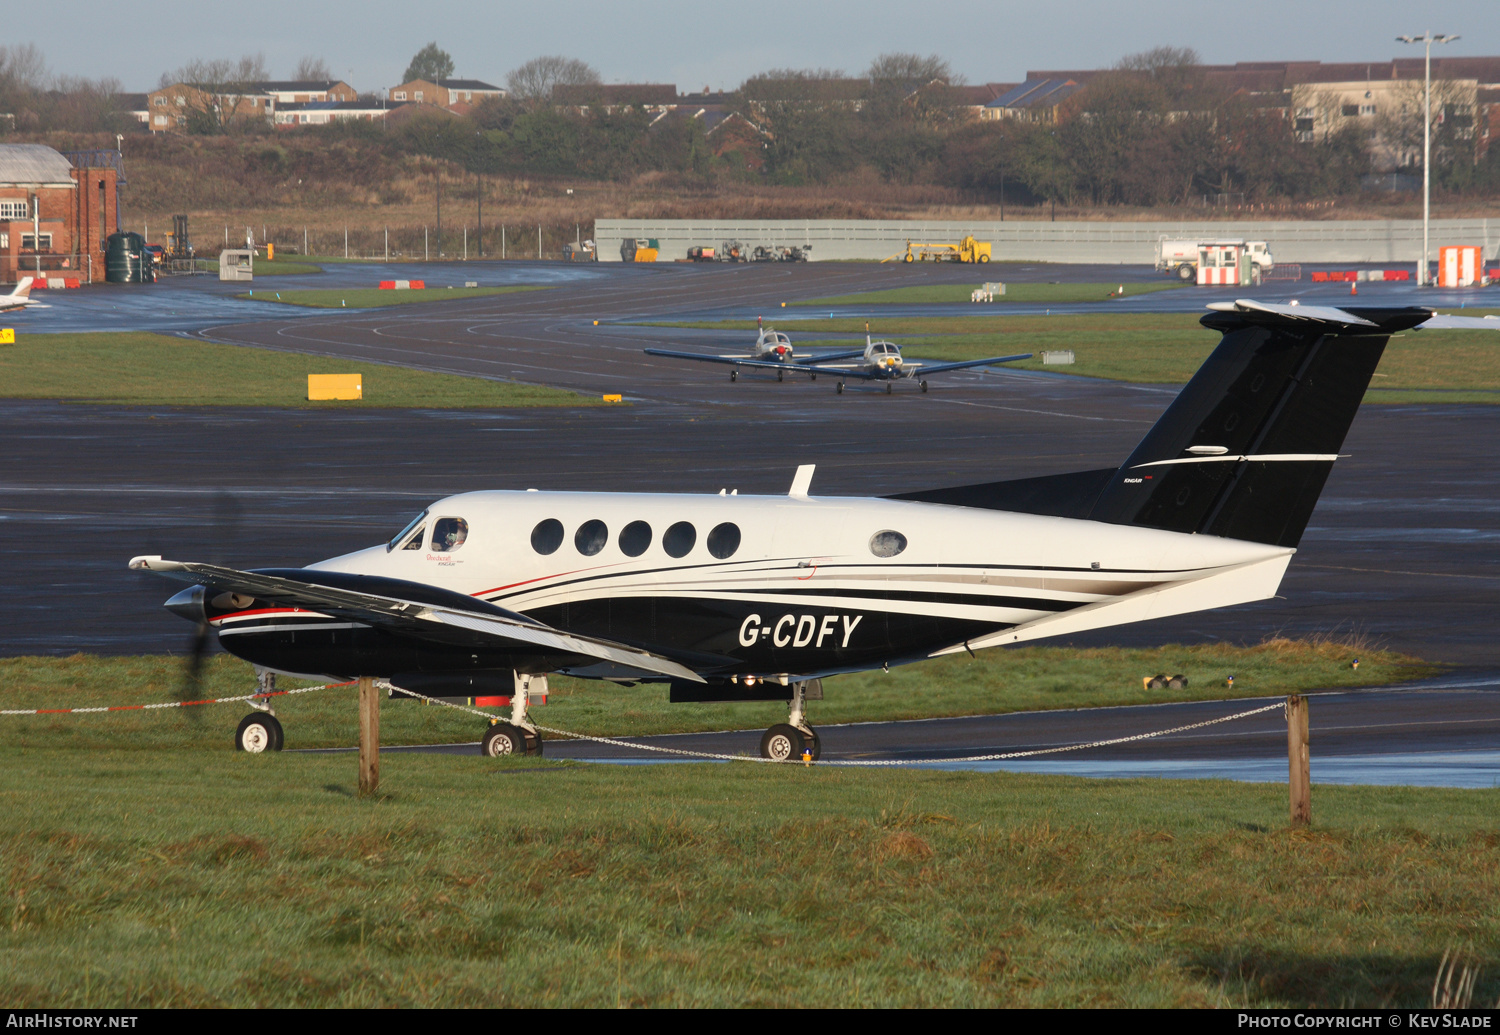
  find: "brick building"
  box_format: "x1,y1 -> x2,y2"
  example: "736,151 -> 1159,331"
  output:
145,79 -> 356,132
0,144 -> 121,283
388,77 -> 504,110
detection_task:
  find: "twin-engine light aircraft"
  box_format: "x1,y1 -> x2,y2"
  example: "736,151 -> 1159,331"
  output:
648,325 -> 1031,393
0,277 -> 37,313
133,300 -> 1486,761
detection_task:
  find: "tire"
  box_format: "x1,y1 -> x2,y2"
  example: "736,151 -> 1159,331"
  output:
803,729 -> 822,761
730,369 -> 737,382
810,372 -> 817,381
1178,264 -> 1195,281
760,724 -> 804,762
920,380 -> 929,393
235,712 -> 283,753
885,382 -> 893,394
903,254 -> 914,263
481,723 -> 527,757
777,369 -> 784,382
979,254 -> 990,263
836,382 -> 844,394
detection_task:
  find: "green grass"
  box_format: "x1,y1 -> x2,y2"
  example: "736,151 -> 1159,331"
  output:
238,285 -> 550,308
650,312 -> 1500,400
0,332 -> 597,408
0,639 -> 1431,750
794,282 -> 1185,307
0,649 -> 1494,1008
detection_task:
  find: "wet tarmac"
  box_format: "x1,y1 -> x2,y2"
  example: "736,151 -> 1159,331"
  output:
4,259 -> 1499,786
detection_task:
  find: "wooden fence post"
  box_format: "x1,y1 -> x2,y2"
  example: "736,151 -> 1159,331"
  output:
1287,694 -> 1310,828
358,676 -> 379,796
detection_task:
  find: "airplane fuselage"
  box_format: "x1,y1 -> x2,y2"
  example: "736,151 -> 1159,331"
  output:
208,489 -> 1292,684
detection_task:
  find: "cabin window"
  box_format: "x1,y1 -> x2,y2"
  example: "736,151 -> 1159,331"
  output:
387,509 -> 428,552
575,519 -> 608,556
531,518 -> 564,555
433,517 -> 469,551
869,530 -> 907,558
663,521 -> 696,558
707,522 -> 741,559
619,520 -> 652,557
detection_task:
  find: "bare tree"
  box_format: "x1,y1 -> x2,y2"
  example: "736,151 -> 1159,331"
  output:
506,55 -> 600,104
866,53 -> 955,86
0,43 -> 48,92
294,56 -> 332,82
157,54 -> 271,133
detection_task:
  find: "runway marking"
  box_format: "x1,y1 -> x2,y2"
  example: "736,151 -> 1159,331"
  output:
1301,563 -> 1500,581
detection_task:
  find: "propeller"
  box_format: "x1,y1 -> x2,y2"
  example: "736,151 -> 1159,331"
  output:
178,491 -> 243,703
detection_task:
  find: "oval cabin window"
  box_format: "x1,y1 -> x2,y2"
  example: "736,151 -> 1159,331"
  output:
575,519 -> 608,556
706,522 -> 741,559
663,521 -> 696,558
531,518 -> 564,555
619,520 -> 652,557
869,530 -> 907,558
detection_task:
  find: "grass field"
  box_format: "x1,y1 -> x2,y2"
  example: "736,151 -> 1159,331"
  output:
794,281 -> 1185,307
653,313 -> 1500,401
0,648 -> 1493,1008
239,285 -> 551,308
0,638 -> 1428,750
0,332 -> 595,408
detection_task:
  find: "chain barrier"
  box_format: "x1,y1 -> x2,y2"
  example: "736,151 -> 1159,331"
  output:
0,682 -> 349,717
382,681 -> 1286,767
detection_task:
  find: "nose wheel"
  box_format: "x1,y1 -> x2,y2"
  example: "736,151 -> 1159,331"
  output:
235,712 -> 284,753
836,381 -> 845,394
920,380 -> 928,392
730,369 -> 738,382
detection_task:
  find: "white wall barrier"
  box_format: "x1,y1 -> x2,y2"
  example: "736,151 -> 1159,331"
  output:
595,218 -> 1500,266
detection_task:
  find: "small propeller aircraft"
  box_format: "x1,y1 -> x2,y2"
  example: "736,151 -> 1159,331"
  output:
0,277 -> 37,313
132,299 -> 1495,762
648,324 -> 1031,392
645,318 -> 822,382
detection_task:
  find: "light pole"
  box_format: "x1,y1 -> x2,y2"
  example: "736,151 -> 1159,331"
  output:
1398,31 -> 1459,286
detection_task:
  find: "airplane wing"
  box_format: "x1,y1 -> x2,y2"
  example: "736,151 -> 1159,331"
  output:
791,349 -> 868,365
645,348 -> 804,372
128,556 -> 705,682
902,353 -> 1034,375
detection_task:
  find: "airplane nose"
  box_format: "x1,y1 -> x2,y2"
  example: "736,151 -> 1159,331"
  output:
164,585 -> 206,623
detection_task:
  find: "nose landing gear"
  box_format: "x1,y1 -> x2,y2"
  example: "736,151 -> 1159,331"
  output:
235,669 -> 284,752
758,679 -> 822,761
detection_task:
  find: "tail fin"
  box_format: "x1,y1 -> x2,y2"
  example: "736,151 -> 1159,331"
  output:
890,301 -> 1432,548
10,277 -> 32,300
1086,302 -> 1430,547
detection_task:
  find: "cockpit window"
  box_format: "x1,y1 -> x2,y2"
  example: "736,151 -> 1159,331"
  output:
432,517 -> 469,552
387,509 -> 428,552
402,527 -> 425,550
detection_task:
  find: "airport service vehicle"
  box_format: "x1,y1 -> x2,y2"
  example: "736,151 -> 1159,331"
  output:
651,329 -> 1030,393
1158,239 -> 1273,281
902,236 -> 992,263
0,277 -> 36,313
133,301 -> 1495,762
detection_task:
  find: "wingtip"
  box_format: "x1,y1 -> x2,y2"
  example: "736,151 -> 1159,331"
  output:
128,554 -> 164,570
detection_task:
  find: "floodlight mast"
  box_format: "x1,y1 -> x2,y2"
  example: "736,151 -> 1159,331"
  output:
1397,31 -> 1459,286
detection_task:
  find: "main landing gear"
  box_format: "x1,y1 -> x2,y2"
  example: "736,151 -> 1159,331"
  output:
481,672 -> 546,757
836,381 -> 845,394
777,368 -> 784,382
759,679 -> 821,762
730,368 -> 738,382
920,380 -> 929,392
235,669 -> 284,753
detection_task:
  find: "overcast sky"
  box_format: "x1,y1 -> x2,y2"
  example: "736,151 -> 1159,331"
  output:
26,0 -> 1500,93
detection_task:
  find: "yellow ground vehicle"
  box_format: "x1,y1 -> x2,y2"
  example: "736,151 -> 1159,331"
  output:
901,235 -> 992,263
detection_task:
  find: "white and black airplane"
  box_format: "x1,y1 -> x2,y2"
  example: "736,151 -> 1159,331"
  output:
0,277 -> 37,313
133,299 -> 1487,761
649,327 -> 1031,393
645,318 -> 826,382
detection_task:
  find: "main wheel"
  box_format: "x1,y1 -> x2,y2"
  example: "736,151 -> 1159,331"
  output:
760,723 -> 805,762
523,729 -> 545,756
730,369 -> 738,382
1178,264 -> 1195,281
920,380 -> 929,393
481,722 -> 527,757
235,712 -> 283,753
809,372 -> 817,381
979,254 -> 990,263
903,253 -> 913,263
836,381 -> 845,394
802,729 -> 822,761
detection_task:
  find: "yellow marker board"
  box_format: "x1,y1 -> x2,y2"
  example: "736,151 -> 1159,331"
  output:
0,328 -> 13,345
308,373 -> 362,400
602,394 -> 622,403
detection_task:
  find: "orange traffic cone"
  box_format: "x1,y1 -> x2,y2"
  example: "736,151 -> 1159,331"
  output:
1350,282 -> 1358,296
